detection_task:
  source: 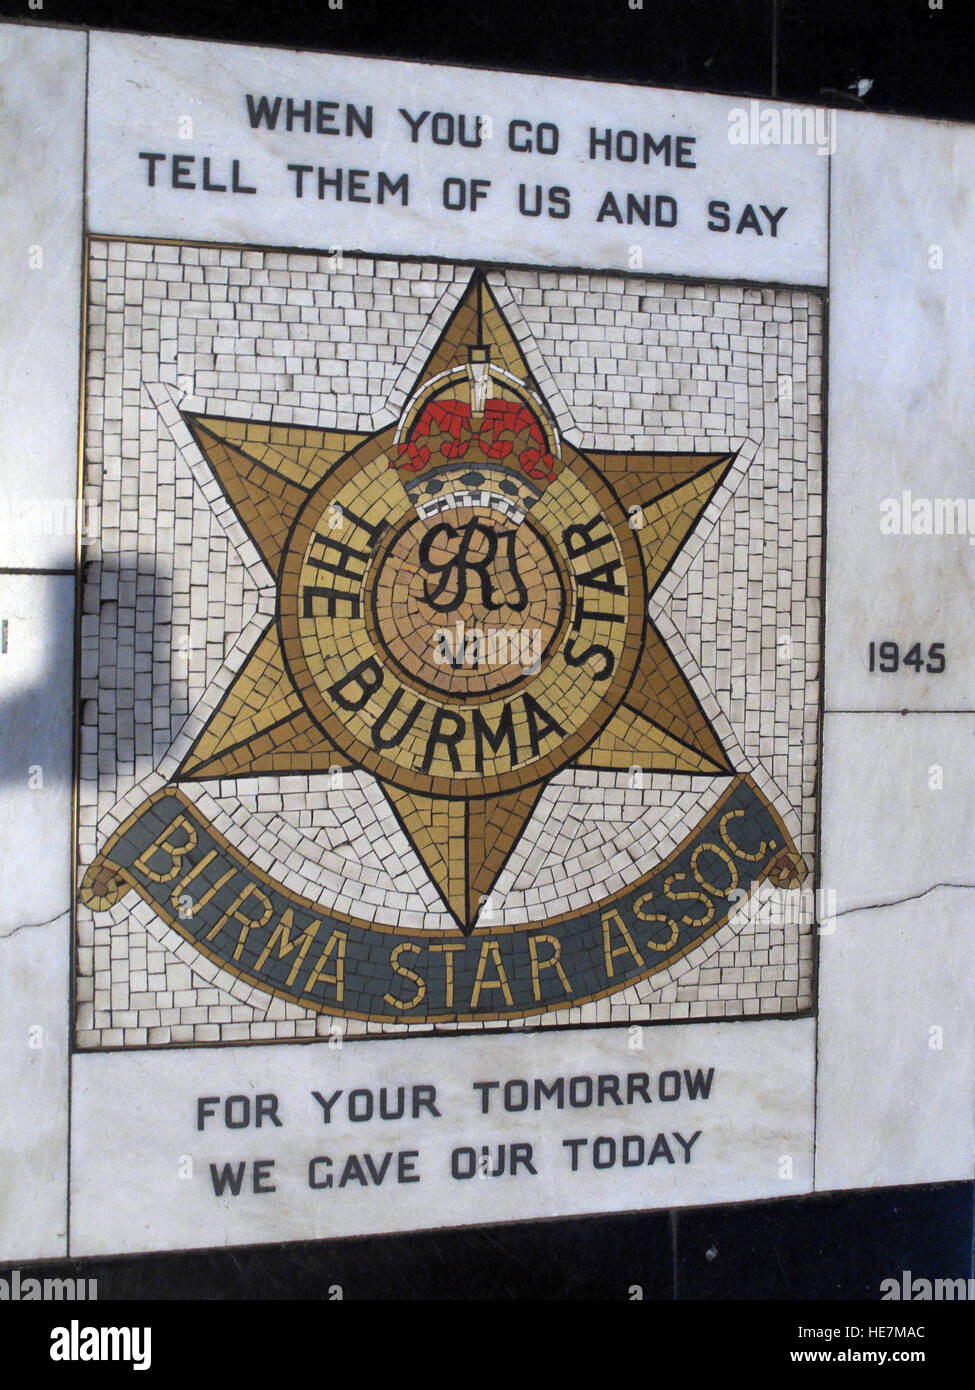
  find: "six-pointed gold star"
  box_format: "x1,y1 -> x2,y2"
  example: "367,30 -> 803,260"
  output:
176,273 -> 739,933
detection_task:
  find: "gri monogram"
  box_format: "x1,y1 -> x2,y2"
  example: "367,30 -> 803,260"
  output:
417,519 -> 529,612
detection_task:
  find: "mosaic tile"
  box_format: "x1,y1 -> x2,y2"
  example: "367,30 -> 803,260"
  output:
76,243 -> 822,1042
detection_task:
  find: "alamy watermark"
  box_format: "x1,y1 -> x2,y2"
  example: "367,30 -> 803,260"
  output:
880,491 -> 975,544
729,884 -> 837,935
881,1270 -> 973,1301
728,98 -> 835,156
434,622 -> 542,674
0,496 -> 99,540
0,1268 -> 97,1300
50,1321 -> 151,1371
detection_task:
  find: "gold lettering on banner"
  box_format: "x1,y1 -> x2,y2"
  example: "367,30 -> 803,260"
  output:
133,814 -> 198,883
528,933 -> 573,1001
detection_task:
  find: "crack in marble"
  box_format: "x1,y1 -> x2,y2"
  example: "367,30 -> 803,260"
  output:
833,881 -> 975,921
0,907 -> 70,941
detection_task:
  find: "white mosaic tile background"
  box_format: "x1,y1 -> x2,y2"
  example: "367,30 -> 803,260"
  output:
77,239 -> 822,1046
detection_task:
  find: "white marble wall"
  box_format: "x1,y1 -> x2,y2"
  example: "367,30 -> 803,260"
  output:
816,112 -> 975,1193
1,20 -> 972,1262
0,25 -> 87,1261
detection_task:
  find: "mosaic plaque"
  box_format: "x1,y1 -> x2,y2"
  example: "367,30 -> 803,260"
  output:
1,22 -> 972,1262
77,251 -> 820,1040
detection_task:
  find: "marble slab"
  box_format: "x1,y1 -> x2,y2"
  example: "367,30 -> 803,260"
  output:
820,712 -> 975,917
0,573 -> 75,1259
816,884 -> 974,1193
816,713 -> 975,1190
825,112 -> 975,713
86,32 -> 829,286
0,26 -> 87,572
70,1019 -> 814,1256
817,889 -> 968,1195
